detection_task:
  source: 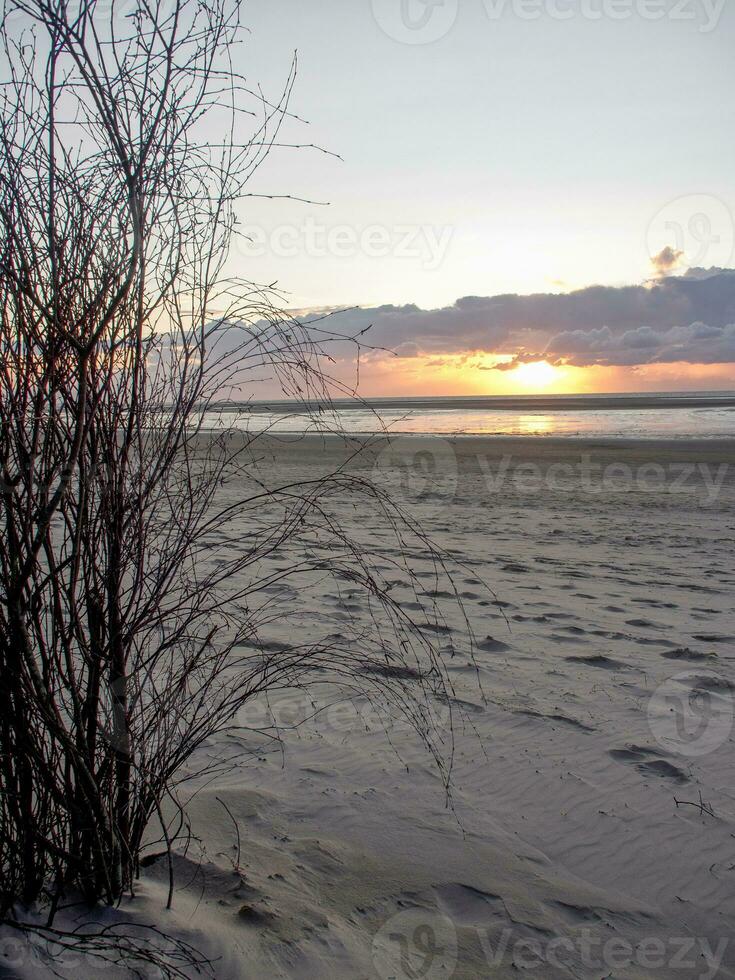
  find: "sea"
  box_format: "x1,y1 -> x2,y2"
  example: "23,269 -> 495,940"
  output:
201,391 -> 735,440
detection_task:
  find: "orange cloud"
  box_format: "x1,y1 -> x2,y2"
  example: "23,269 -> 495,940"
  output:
650,245 -> 685,278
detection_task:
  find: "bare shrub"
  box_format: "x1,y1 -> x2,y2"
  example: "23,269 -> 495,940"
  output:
0,0 -> 476,969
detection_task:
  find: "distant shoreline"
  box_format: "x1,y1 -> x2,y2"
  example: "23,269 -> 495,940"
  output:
209,391 -> 735,414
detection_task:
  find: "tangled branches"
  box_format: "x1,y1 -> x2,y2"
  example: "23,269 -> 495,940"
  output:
0,0 -> 476,970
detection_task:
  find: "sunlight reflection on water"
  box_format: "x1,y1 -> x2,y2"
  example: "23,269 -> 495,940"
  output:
200,404 -> 735,439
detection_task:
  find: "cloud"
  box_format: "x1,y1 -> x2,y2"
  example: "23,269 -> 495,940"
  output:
681,266 -> 733,281
392,341 -> 421,358
651,245 -> 685,278
545,321 -> 735,368
207,270 -> 735,385
313,269 -> 735,370
489,352 -> 547,371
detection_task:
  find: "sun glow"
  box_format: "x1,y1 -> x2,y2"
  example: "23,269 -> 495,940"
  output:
512,360 -> 557,388
357,349 -> 677,396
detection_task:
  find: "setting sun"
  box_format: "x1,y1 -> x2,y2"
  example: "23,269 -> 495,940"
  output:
512,360 -> 557,389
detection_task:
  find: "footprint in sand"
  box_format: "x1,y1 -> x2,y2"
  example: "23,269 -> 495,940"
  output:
625,618 -> 666,630
690,674 -> 735,693
631,598 -> 678,609
565,654 -> 626,670
637,759 -> 690,781
660,647 -> 717,662
609,745 -> 689,782
477,635 -> 511,653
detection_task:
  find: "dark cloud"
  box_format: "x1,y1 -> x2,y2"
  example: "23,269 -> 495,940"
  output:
392,341 -> 421,358
545,321 -> 735,368
316,269 -> 735,370
681,266 -> 734,281
488,352 -> 547,371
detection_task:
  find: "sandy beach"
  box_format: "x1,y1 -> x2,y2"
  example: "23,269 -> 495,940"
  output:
1,0 -> 733,971
4,433 -> 735,979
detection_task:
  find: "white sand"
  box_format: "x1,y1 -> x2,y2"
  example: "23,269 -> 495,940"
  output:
3,435 -> 735,979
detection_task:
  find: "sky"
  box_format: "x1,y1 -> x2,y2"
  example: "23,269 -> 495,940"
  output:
224,0 -> 735,395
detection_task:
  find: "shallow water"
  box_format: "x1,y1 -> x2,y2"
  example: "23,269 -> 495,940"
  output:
201,391 -> 735,439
